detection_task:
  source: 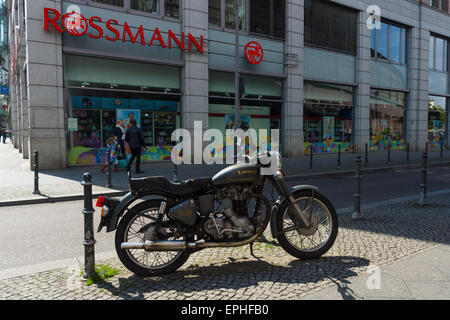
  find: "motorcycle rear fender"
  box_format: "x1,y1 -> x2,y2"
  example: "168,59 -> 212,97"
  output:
101,192 -> 174,233
269,185 -> 319,239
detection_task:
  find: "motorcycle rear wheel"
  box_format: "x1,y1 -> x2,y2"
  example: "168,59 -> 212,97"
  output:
276,190 -> 338,260
115,200 -> 191,277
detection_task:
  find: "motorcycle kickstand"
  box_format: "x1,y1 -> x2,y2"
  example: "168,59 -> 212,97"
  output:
249,242 -> 261,260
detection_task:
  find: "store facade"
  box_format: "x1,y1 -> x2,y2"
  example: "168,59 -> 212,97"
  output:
7,0 -> 450,169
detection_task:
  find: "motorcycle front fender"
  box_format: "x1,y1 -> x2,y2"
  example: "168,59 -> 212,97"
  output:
269,185 -> 319,239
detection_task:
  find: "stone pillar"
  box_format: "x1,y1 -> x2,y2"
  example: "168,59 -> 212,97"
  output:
354,10 -> 371,153
20,66 -> 29,159
283,0 -> 304,157
25,0 -> 66,170
181,1 -> 209,163
407,26 -> 429,152
16,66 -> 22,153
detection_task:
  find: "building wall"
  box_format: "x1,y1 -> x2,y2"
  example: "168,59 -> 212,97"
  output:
6,0 -> 450,169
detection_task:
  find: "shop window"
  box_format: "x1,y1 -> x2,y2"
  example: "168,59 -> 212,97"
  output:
92,0 -> 123,7
131,0 -> 160,14
304,0 -> 357,54
371,21 -> 407,64
430,35 -> 448,72
209,0 -> 221,27
249,0 -> 285,39
370,89 -> 406,151
304,82 -> 354,154
428,95 -> 447,148
164,0 -> 179,19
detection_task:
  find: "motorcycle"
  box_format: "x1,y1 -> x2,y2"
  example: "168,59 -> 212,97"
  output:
96,152 -> 338,276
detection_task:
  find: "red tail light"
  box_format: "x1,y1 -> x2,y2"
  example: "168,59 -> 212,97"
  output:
96,196 -> 105,207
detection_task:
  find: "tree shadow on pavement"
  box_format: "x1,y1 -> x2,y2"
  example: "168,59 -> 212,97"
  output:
95,255 -> 370,300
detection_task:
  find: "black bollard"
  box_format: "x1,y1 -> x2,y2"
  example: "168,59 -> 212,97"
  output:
33,150 -> 40,195
406,143 -> 410,163
337,144 -> 342,169
352,155 -> 363,220
440,139 -> 444,159
418,152 -> 428,206
81,173 -> 96,279
309,146 -> 313,170
365,143 -> 368,167
387,143 -> 391,164
106,149 -> 112,188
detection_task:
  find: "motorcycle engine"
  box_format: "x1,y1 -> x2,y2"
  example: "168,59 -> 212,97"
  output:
203,186 -> 258,241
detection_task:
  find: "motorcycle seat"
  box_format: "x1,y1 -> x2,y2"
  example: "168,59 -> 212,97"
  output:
129,176 -> 211,196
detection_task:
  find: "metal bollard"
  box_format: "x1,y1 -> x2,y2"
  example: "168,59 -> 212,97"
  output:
418,152 -> 428,206
440,140 -> 444,159
365,143 -> 368,167
309,146 -> 313,170
337,144 -> 342,169
351,155 -> 364,220
81,173 -> 96,279
406,143 -> 410,163
33,150 -> 40,195
106,149 -> 112,188
387,143 -> 391,164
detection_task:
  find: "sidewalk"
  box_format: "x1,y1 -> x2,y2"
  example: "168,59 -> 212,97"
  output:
1,139 -> 449,206
0,192 -> 449,300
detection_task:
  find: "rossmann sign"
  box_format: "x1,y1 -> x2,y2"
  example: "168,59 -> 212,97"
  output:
43,8 -> 204,53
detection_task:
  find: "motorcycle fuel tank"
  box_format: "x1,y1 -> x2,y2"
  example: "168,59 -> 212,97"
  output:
212,163 -> 261,187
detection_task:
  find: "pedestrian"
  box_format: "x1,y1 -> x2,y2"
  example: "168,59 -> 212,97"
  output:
125,119 -> 145,174
114,120 -> 126,158
100,136 -> 119,173
1,127 -> 6,144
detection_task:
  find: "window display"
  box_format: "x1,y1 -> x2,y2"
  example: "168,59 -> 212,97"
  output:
370,89 -> 406,151
304,82 -> 354,154
428,95 -> 447,148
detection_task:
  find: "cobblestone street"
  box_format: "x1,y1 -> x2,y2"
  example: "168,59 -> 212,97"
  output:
1,193 -> 449,300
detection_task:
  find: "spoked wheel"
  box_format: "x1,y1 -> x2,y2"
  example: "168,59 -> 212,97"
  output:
115,200 -> 191,277
276,190 -> 338,260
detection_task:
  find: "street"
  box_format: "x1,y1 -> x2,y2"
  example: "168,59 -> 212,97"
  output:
0,165 -> 449,271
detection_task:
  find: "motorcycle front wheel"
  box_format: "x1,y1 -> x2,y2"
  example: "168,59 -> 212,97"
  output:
115,200 -> 191,277
276,190 -> 338,260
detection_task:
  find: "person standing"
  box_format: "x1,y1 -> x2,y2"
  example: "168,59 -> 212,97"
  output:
1,127 -> 6,144
125,119 -> 145,174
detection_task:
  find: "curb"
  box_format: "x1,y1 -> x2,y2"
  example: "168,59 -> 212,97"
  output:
0,161 -> 449,207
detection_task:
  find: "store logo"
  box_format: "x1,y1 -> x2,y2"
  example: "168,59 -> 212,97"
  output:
63,11 -> 88,36
43,7 -> 204,53
245,41 -> 264,65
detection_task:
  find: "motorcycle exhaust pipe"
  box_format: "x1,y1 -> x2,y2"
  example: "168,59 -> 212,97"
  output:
121,240 -> 195,251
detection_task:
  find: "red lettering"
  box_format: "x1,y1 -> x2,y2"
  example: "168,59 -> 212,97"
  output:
106,19 -> 120,42
188,34 -> 203,53
168,30 -> 184,50
149,28 -> 166,48
88,17 -> 103,39
123,22 -> 145,46
44,8 -> 62,33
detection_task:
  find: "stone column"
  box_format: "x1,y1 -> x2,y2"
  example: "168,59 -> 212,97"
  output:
354,10 -> 371,153
407,26 -> 429,152
283,0 -> 304,157
16,66 -> 22,153
181,1 -> 209,163
25,0 -> 66,169
20,65 -> 29,159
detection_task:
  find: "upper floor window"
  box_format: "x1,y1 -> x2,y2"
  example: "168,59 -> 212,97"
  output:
131,0 -> 160,14
430,35 -> 448,72
371,21 -> 407,64
250,0 -> 285,39
209,0 -> 246,31
92,0 -> 124,6
304,0 -> 357,54
164,0 -> 179,19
